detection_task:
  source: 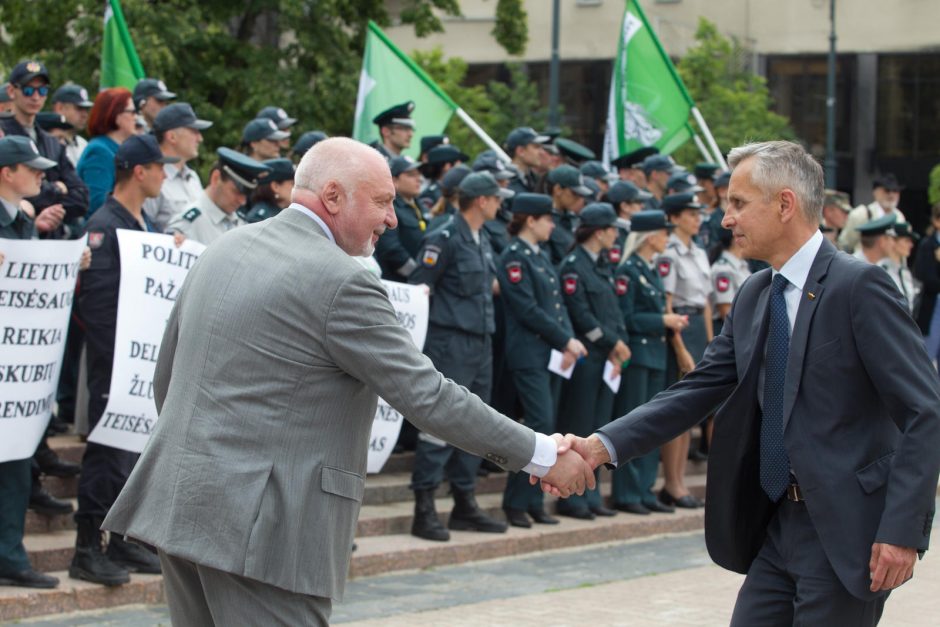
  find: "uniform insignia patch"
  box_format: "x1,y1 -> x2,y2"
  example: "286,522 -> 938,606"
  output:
183,208 -> 201,222
639,275 -> 649,286
658,258 -> 672,277
716,274 -> 731,293
506,262 -> 523,284
608,246 -> 622,264
562,273 -> 578,295
88,232 -> 104,249
615,276 -> 629,296
422,246 -> 441,267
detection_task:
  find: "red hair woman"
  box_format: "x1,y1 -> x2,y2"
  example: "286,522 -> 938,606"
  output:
76,87 -> 136,215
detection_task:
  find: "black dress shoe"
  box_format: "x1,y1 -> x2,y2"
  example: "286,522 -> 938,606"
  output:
658,488 -> 700,509
504,508 -> 532,528
688,449 -> 708,462
589,505 -> 617,517
0,568 -> 59,588
34,448 -> 80,478
642,499 -> 676,514
615,502 -> 651,515
29,487 -> 74,516
527,509 -> 559,525
556,507 -> 595,520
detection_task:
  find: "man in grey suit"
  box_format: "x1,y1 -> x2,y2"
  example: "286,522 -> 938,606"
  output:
551,141 -> 940,625
103,137 -> 594,626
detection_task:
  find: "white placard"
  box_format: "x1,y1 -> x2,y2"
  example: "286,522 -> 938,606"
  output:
87,230 -> 205,452
0,237 -> 86,462
368,280 -> 429,473
548,349 -> 575,380
603,360 -> 622,394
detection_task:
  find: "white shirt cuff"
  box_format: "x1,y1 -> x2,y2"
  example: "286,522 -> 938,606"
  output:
521,433 -> 558,478
594,432 -> 618,467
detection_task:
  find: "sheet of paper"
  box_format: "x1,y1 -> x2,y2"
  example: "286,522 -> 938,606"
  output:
603,360 -> 622,394
548,349 -> 575,380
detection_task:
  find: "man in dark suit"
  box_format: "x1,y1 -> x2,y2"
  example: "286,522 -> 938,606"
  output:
549,140 -> 940,625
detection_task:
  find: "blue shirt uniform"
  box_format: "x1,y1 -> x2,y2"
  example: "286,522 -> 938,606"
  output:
375,194 -> 426,282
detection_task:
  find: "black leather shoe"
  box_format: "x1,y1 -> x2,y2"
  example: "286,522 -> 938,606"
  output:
688,449 -> 708,462
643,499 -> 675,514
659,488 -> 700,509
449,489 -> 507,533
589,505 -> 617,517
615,502 -> 651,515
556,507 -> 595,520
107,536 -> 161,574
527,509 -> 559,525
34,448 -> 80,478
0,568 -> 59,588
411,489 -> 450,541
504,508 -> 532,528
29,487 -> 74,516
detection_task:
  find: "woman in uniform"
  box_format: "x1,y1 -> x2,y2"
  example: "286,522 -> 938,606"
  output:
656,192 -> 713,508
610,211 -> 688,514
556,203 -> 631,520
709,227 -> 751,335
497,193 -> 587,528
244,158 -> 295,223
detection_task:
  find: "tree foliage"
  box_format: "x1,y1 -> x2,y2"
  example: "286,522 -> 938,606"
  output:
492,0 -> 528,56
929,163 -> 940,207
674,18 -> 794,165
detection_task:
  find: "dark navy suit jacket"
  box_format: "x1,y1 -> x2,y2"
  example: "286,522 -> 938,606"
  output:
599,238 -> 940,600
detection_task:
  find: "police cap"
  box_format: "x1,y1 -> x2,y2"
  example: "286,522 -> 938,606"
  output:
114,134 -> 179,169
459,171 -> 514,200
243,118 -> 290,143
856,213 -> 897,236
714,171 -> 731,189
372,101 -> 415,128
8,61 -> 50,86
133,78 -> 175,105
642,154 -> 676,175
580,160 -> 609,180
389,155 -> 421,177
505,126 -> 550,152
824,189 -> 852,213
872,173 -> 902,192
257,106 -> 297,130
217,147 -> 272,191
607,180 -> 652,205
153,103 -> 213,133
471,150 -> 515,181
694,163 -> 721,180
580,203 -> 618,228
441,164 -> 472,193
420,135 -> 449,156
511,193 -> 553,217
631,210 -> 675,233
610,146 -> 658,170
661,192 -> 706,214
261,158 -> 295,183
892,221 -> 919,241
291,131 -> 328,158
547,165 -> 593,197
36,112 -> 72,132
554,137 -> 596,164
425,144 -> 469,167
667,171 -> 704,194
0,136 -> 57,170
51,84 -> 93,108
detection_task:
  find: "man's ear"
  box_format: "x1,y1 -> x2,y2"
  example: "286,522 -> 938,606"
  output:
320,180 -> 345,216
779,188 -> 799,224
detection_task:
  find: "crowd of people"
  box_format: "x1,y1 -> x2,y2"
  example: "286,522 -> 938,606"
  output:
1,56 -> 939,598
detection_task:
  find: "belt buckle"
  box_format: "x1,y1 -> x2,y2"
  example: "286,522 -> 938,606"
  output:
786,484 -> 803,502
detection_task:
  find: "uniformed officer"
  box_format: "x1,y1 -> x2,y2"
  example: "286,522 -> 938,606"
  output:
144,102 -> 213,232
474,151 -> 518,253
241,118 -> 288,162
372,101 -> 415,158
408,172 -> 514,541
290,130 -> 328,162
554,137 -> 596,167
256,105 -> 297,151
418,134 -> 449,162
656,192 -> 714,508
418,144 -> 468,213
375,155 -> 426,281
498,193 -> 587,527
168,148 -> 271,246
580,160 -> 612,197
709,227 -> 751,335
557,203 -> 630,519
701,170 -> 731,256
244,158 -> 295,223
426,164 -> 471,229
505,126 -> 550,195
855,212 -> 897,264
610,146 -> 658,187
131,78 -> 176,131
693,162 -> 721,210
821,188 -> 852,243
546,164 -> 593,266
641,154 -> 676,208
605,180 -> 653,266
665,170 -> 704,197
74,135 -> 175,585
50,84 -> 93,167
887,221 -> 919,312
609,210 -> 687,514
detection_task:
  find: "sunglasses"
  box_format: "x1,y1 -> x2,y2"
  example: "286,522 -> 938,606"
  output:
19,85 -> 50,97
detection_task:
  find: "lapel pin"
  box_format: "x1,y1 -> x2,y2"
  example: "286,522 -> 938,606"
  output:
807,292 -> 816,300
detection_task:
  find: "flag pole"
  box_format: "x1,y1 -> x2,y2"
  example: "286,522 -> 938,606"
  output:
692,133 -> 712,163
691,107 -> 727,169
455,108 -> 511,163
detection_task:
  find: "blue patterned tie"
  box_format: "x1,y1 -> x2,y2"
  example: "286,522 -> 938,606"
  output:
760,273 -> 791,501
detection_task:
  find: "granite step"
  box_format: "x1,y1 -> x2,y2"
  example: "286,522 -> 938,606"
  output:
25,500 -> 77,535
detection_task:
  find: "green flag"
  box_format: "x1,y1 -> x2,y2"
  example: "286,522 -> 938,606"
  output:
100,0 -> 145,91
603,0 -> 694,162
353,21 -> 458,157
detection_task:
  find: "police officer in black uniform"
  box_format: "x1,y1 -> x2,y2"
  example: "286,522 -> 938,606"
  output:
498,193 -> 587,527
556,203 -> 631,519
244,158 -> 295,223
605,180 -> 653,266
408,172 -> 514,541
418,144 -> 468,214
545,165 -> 593,266
73,135 -> 176,585
372,101 -> 415,159
375,155 -> 426,281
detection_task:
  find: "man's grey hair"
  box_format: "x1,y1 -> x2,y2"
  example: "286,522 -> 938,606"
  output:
293,137 -> 388,198
727,141 -> 824,225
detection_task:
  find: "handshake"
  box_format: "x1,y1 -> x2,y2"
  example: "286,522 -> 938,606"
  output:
528,433 -> 614,498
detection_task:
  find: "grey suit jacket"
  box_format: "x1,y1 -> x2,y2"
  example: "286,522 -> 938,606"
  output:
600,238 -> 940,600
103,208 -> 537,600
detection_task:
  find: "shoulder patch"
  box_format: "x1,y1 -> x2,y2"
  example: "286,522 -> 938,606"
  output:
608,245 -> 622,264
715,273 -> 732,293
182,208 -> 201,222
421,245 -> 441,267
657,258 -> 672,277
506,261 -> 523,284
509,243 -> 518,252
562,272 -> 578,295
615,275 -> 629,296
567,254 -> 576,263
88,231 -> 105,250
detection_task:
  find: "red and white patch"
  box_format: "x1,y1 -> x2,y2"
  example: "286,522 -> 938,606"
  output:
562,273 -> 578,295
88,232 -> 104,249
657,258 -> 672,277
615,276 -> 629,296
608,246 -> 622,264
715,275 -> 731,293
421,246 -> 440,267
506,262 -> 523,284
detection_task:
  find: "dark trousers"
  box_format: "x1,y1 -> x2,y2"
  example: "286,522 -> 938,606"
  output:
0,459 -> 31,574
75,383 -> 139,522
55,309 -> 84,423
610,365 -> 665,506
502,367 -> 561,512
411,329 -> 492,492
730,500 -> 887,626
556,355 -> 614,513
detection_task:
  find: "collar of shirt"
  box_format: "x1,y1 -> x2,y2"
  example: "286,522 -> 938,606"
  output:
668,232 -> 692,255
0,196 -> 18,224
165,162 -> 194,182
774,229 -> 824,292
197,191 -> 234,226
721,250 -> 749,272
581,245 -> 599,263
289,203 -> 335,243
522,238 -> 540,254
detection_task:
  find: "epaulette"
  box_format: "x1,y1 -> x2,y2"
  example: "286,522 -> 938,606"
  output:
182,208 -> 200,222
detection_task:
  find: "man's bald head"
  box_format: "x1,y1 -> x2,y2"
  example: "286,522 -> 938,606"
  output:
294,137 -> 390,199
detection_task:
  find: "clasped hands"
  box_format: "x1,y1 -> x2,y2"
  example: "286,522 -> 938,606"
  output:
528,434 -> 613,498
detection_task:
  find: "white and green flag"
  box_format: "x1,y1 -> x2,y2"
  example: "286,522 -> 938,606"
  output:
603,0 -> 696,162
100,0 -> 145,91
353,21 -> 458,157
